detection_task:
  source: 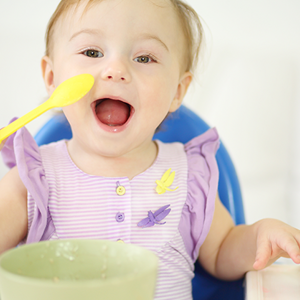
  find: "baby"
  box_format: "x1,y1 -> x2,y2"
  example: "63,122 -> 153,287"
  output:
1,0 -> 300,299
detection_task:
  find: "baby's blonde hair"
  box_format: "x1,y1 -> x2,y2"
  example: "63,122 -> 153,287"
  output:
45,0 -> 203,73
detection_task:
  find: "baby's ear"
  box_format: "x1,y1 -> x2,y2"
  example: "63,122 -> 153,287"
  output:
169,71 -> 193,112
41,56 -> 55,95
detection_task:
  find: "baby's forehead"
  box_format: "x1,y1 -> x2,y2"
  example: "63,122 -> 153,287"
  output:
55,0 -> 182,43
64,0 -> 175,19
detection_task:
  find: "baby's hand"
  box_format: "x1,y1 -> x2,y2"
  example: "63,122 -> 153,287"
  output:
0,132 -> 7,150
0,140 -> 7,151
0,127 -> 8,151
253,219 -> 300,270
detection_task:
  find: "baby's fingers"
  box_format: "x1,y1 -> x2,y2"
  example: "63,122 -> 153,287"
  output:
0,126 -> 8,151
253,238 -> 271,270
0,137 -> 7,151
279,235 -> 300,264
254,233 -> 300,270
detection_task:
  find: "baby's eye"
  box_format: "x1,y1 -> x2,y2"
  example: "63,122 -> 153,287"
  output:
83,49 -> 103,58
134,55 -> 156,64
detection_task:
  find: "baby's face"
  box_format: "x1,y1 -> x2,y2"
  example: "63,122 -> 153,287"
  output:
43,0 -> 191,158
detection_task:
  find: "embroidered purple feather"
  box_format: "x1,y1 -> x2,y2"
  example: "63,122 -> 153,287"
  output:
137,204 -> 171,228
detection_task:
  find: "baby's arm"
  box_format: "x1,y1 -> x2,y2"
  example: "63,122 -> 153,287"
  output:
199,195 -> 300,280
0,167 -> 28,254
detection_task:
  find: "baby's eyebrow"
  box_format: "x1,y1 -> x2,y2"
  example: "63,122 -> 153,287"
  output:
69,28 -> 103,42
68,29 -> 169,52
137,33 -> 169,52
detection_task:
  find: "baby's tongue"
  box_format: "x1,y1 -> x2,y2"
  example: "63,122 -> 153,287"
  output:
96,99 -> 130,126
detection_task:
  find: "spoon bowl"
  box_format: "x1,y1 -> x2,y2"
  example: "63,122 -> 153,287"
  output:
0,74 -> 94,144
46,74 -> 94,108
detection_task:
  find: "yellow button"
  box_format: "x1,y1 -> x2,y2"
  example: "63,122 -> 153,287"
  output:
117,239 -> 124,243
116,186 -> 126,196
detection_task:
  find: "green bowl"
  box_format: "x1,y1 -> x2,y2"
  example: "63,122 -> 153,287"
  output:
0,239 -> 158,300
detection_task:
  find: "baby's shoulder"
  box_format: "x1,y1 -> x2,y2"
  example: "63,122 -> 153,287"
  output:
184,128 -> 219,154
184,128 -> 220,181
39,140 -> 67,160
155,128 -> 219,174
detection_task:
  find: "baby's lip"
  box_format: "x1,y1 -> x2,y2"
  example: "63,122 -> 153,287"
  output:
91,95 -> 132,109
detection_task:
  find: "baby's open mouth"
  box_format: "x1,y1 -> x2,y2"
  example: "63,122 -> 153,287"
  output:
94,98 -> 132,126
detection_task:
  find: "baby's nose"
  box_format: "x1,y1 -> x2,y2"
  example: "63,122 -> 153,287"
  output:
106,71 -> 125,81
101,59 -> 131,82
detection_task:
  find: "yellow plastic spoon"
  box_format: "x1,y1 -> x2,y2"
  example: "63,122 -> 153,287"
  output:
0,74 -> 94,144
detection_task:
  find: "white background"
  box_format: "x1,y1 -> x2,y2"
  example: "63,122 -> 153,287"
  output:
0,0 -> 300,227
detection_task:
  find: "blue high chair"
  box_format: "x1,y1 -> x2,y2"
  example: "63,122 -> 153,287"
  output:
34,105 -> 246,300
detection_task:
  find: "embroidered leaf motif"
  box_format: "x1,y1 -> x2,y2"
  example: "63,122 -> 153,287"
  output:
155,168 -> 179,195
137,205 -> 171,228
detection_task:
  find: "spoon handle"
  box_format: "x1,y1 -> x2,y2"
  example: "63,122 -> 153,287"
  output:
0,101 -> 51,143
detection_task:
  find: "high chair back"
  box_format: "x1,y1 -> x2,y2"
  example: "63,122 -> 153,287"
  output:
34,105 -> 245,300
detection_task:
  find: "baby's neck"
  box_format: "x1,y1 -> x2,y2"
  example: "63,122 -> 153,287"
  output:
65,140 -> 158,180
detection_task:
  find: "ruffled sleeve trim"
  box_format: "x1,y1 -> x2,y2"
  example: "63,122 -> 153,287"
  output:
1,118 -> 55,243
179,128 -> 220,262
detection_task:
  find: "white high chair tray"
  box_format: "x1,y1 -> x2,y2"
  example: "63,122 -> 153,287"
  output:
246,264 -> 300,299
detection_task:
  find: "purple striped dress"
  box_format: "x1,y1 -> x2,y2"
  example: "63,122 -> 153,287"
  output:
2,125 -> 220,300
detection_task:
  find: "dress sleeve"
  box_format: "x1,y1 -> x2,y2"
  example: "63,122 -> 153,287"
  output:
1,118 -> 54,243
178,128 -> 220,262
